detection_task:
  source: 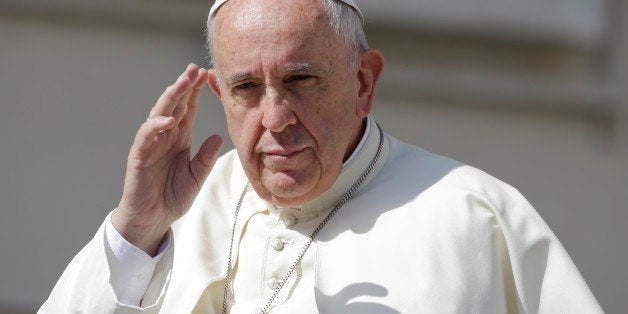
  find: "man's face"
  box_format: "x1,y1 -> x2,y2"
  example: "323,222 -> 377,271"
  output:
208,0 -> 371,206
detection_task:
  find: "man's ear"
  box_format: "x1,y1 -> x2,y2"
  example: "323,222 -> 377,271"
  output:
356,49 -> 384,118
207,68 -> 222,99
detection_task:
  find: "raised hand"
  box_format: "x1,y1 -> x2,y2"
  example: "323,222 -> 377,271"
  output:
112,64 -> 223,255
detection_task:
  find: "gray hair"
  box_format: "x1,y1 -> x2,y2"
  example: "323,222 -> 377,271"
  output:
205,0 -> 369,68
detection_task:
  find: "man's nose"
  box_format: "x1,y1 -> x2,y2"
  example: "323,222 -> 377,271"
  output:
261,89 -> 297,132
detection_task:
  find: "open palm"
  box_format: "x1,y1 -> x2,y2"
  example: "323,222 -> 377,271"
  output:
113,64 -> 223,255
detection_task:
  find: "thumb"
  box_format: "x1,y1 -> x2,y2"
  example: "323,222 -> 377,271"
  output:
190,134 -> 223,186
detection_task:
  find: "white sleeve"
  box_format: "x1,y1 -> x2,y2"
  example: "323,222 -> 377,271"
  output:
104,214 -> 172,307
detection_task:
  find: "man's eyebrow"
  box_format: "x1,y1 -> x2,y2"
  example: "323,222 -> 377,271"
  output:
226,72 -> 254,85
285,63 -> 325,74
226,65 -> 327,84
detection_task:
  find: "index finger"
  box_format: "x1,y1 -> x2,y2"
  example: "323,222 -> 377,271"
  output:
179,68 -> 208,134
148,63 -> 200,119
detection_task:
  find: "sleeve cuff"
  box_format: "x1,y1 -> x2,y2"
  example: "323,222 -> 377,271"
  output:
104,211 -> 172,306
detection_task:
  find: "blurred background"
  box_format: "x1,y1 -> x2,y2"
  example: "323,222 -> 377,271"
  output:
0,0 -> 626,312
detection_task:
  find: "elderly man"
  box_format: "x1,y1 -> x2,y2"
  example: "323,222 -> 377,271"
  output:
42,0 -> 602,313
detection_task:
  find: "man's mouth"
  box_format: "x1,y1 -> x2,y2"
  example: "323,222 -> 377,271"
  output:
264,148 -> 305,158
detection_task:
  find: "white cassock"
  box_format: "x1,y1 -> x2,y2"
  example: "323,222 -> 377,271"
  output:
40,116 -> 603,313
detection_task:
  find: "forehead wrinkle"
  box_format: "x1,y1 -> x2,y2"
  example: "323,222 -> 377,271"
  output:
218,0 -> 327,38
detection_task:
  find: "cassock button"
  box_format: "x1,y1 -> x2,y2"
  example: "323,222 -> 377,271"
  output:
271,238 -> 284,251
266,278 -> 280,290
282,214 -> 297,227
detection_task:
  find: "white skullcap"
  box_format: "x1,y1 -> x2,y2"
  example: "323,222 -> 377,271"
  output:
208,0 -> 364,21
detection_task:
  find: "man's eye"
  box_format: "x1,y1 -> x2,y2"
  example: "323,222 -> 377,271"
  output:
287,75 -> 313,82
234,82 -> 256,90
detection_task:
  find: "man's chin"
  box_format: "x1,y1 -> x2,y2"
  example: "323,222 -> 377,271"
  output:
259,173 -> 320,206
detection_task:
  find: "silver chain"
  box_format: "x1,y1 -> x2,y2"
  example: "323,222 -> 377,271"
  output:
222,125 -> 384,314
221,182 -> 252,314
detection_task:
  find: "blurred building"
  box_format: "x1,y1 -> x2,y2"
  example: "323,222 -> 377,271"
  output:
0,0 -> 626,312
